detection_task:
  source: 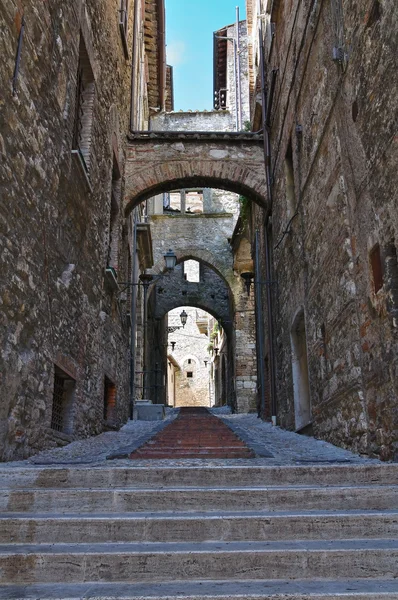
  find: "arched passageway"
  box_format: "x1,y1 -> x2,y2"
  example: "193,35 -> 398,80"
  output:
124,134 -> 267,216
130,182 -> 259,413
144,259 -> 235,410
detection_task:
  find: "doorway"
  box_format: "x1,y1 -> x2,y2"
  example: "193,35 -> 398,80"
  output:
290,309 -> 311,431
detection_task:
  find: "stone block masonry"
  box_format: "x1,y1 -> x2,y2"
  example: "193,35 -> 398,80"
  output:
247,0 -> 398,458
0,0 -> 137,460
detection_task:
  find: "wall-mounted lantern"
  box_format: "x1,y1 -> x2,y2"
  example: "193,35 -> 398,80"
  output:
180,310 -> 188,327
164,248 -> 177,271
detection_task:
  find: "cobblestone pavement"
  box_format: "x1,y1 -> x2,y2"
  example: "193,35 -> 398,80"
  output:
212,410 -> 375,464
1,407 -> 379,468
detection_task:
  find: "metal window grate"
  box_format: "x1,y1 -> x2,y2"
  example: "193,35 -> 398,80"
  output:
51,375 -> 65,432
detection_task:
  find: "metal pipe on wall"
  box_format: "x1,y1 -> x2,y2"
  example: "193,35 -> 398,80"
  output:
129,214 -> 138,419
233,37 -> 239,131
264,220 -> 277,422
129,0 -> 140,131
255,230 -> 267,418
157,0 -> 166,111
236,6 -> 243,130
258,14 -> 278,423
142,281 -> 149,399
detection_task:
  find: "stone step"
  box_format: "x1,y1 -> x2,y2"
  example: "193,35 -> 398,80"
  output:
1,510 -> 397,544
0,464 -> 396,490
0,579 -> 397,600
1,484 -> 398,513
0,539 -> 397,584
130,450 -> 256,459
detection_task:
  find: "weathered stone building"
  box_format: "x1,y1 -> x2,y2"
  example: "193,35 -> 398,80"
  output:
0,0 -> 168,460
245,0 -> 398,459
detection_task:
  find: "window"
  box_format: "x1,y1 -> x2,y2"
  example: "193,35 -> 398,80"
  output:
186,190 -> 204,214
72,36 -> 95,174
184,260 -> 201,282
51,367 -> 75,434
103,377 -> 116,423
165,191 -> 182,213
370,244 -> 383,293
284,140 -> 295,218
187,372 -> 193,378
107,154 -> 121,272
164,189 -> 204,214
188,359 -> 192,364
119,0 -> 129,58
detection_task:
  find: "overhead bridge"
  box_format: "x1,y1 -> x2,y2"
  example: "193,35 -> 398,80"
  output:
124,130 -> 267,214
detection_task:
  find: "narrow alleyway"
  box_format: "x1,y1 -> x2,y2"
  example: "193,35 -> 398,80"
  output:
130,408 -> 255,459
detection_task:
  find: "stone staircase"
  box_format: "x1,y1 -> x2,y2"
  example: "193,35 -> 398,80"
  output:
0,462 -> 397,599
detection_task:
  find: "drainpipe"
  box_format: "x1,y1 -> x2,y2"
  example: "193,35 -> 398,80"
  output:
259,16 -> 278,424
157,0 -> 166,111
255,230 -> 266,418
233,36 -> 239,131
236,6 -> 243,130
142,281 -> 149,400
129,213 -> 138,419
129,0 -> 140,131
264,219 -> 277,423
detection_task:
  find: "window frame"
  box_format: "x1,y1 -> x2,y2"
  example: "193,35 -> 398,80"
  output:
119,0 -> 129,59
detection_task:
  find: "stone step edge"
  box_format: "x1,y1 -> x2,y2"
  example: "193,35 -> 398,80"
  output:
0,579 -> 397,600
0,539 -> 397,554
1,509 -> 398,519
1,463 -> 396,474
3,484 -> 398,492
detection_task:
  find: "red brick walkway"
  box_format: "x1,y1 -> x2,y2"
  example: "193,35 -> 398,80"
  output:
130,407 -> 255,459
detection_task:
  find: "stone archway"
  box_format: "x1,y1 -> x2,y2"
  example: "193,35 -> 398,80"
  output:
124,136 -> 263,413
145,260 -> 237,410
124,133 -> 267,214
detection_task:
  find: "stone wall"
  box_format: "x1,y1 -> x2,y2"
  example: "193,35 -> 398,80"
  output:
248,0 -> 398,458
0,0 -> 139,459
151,111 -> 234,132
225,20 -> 251,129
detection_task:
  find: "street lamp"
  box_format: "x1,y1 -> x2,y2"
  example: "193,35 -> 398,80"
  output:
240,272 -> 254,296
240,272 -> 277,296
167,309 -> 188,333
164,248 -> 177,271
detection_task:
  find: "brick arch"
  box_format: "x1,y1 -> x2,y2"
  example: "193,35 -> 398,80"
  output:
124,137 -> 267,215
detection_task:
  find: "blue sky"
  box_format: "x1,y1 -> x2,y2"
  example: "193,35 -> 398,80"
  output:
166,0 -> 246,111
